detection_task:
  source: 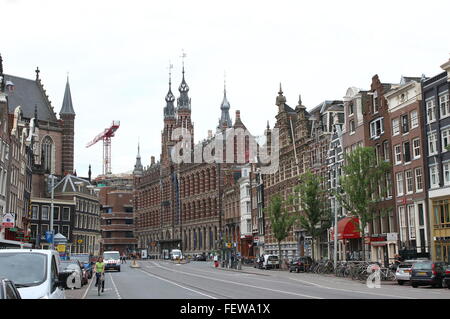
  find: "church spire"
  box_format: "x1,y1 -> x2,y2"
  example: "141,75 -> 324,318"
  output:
177,50 -> 191,110
218,78 -> 232,130
164,63 -> 175,119
133,141 -> 144,176
60,76 -> 75,115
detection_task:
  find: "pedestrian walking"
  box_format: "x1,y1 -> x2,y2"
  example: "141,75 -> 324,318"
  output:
214,254 -> 219,268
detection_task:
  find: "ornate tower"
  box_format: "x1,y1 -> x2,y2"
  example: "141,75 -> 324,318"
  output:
59,76 -> 76,175
133,142 -> 144,176
161,68 -> 177,167
217,83 -> 233,131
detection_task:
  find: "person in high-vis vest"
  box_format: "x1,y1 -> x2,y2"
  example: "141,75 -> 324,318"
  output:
94,257 -> 106,292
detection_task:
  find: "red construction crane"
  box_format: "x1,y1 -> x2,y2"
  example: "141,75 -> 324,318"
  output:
86,121 -> 120,175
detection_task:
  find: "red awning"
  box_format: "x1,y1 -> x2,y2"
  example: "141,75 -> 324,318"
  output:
331,217 -> 361,240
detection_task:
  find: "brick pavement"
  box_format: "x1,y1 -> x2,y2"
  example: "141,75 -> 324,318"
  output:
64,276 -> 94,299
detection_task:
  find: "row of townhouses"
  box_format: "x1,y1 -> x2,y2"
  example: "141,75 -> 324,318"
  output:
134,56 -> 450,265
0,54 -> 106,256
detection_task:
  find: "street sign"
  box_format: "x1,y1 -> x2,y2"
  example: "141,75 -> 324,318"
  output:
56,244 -> 66,253
45,231 -> 54,244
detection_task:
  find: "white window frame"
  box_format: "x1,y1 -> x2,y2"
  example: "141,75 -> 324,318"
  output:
407,204 -> 416,240
370,118 -> 384,139
399,206 -> 407,242
406,170 -> 414,194
412,138 -> 421,159
392,118 -> 400,136
396,172 -> 404,196
394,145 -> 402,165
439,93 -> 450,119
442,128 -> 450,152
430,165 -> 439,189
444,162 -> 450,186
410,110 -> 419,129
415,167 -> 423,193
428,132 -> 438,156
426,99 -> 436,123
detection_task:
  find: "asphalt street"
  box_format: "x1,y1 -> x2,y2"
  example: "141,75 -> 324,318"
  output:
74,260 -> 450,299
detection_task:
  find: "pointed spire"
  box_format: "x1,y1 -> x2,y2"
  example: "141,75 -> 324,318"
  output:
88,164 -> 92,182
60,76 -> 76,116
177,52 -> 191,110
276,82 -> 286,107
35,67 -> 40,81
133,141 -> 144,176
164,63 -> 176,119
218,78 -> 232,129
296,93 -> 306,110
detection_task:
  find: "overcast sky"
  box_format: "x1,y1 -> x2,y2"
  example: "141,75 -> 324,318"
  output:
1,0 -> 450,177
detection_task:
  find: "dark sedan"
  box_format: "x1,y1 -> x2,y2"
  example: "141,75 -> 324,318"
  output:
443,266 -> 450,289
411,261 -> 447,288
289,257 -> 313,273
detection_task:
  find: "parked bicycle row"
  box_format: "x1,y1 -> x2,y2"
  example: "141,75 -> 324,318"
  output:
251,254 -> 450,289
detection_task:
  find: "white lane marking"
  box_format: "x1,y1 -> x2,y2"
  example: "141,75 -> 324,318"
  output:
109,273 -> 122,299
82,276 -> 95,299
150,262 -> 322,299
138,269 -> 217,299
287,277 -> 414,299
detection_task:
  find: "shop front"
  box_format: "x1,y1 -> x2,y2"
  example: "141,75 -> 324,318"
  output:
331,217 -> 362,261
369,233 -> 398,266
431,198 -> 450,263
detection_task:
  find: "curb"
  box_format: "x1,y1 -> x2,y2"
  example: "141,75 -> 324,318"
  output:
212,265 -> 271,277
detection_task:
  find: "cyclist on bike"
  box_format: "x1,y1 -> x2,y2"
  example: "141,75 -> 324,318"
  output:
94,257 -> 106,293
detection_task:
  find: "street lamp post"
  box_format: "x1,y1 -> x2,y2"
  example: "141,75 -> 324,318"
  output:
49,174 -> 56,250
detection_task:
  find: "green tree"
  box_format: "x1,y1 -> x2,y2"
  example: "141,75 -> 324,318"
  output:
292,171 -> 332,262
267,195 -> 297,268
334,146 -> 391,261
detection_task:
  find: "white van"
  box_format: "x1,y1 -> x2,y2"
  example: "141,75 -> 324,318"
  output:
170,249 -> 183,260
103,251 -> 121,272
263,254 -> 279,270
0,249 -> 68,299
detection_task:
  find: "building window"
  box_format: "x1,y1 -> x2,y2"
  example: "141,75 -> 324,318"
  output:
31,205 -> 39,220
392,118 -> 400,136
428,133 -> 438,156
410,110 -> 419,128
370,118 -> 384,139
403,141 -> 411,163
396,172 -> 404,196
62,226 -> 70,240
401,114 -> 409,134
407,205 -> 416,240
406,170 -> 413,194
442,128 -> 450,151
415,167 -> 423,192
399,206 -> 407,242
53,207 -> 60,221
433,200 -> 450,229
373,92 -> 379,114
394,145 -> 402,165
62,207 -> 70,221
430,166 -> 439,188
440,94 -> 449,119
383,141 -> 390,161
386,172 -> 393,198
349,120 -> 355,133
444,163 -> 450,186
412,138 -> 421,159
426,99 -> 436,123
42,206 -> 50,220
41,136 -> 54,174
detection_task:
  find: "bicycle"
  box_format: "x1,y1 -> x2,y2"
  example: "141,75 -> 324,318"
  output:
97,273 -> 105,296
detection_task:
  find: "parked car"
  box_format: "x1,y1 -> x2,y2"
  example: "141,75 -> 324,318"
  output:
0,249 -> 71,299
411,261 -> 448,288
194,253 -> 207,261
443,265 -> 450,289
0,278 -> 21,299
60,260 -> 86,288
289,256 -> 313,273
395,260 -> 419,285
70,254 -> 93,279
263,255 -> 279,270
170,249 -> 183,260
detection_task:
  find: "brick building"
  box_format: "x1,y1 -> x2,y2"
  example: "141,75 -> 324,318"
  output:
385,77 -> 430,259
134,67 -> 252,259
95,173 -> 136,255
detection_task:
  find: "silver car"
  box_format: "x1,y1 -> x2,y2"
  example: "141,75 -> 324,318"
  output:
395,260 -> 420,285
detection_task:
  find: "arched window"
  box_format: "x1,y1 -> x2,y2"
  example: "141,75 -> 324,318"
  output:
41,136 -> 55,173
